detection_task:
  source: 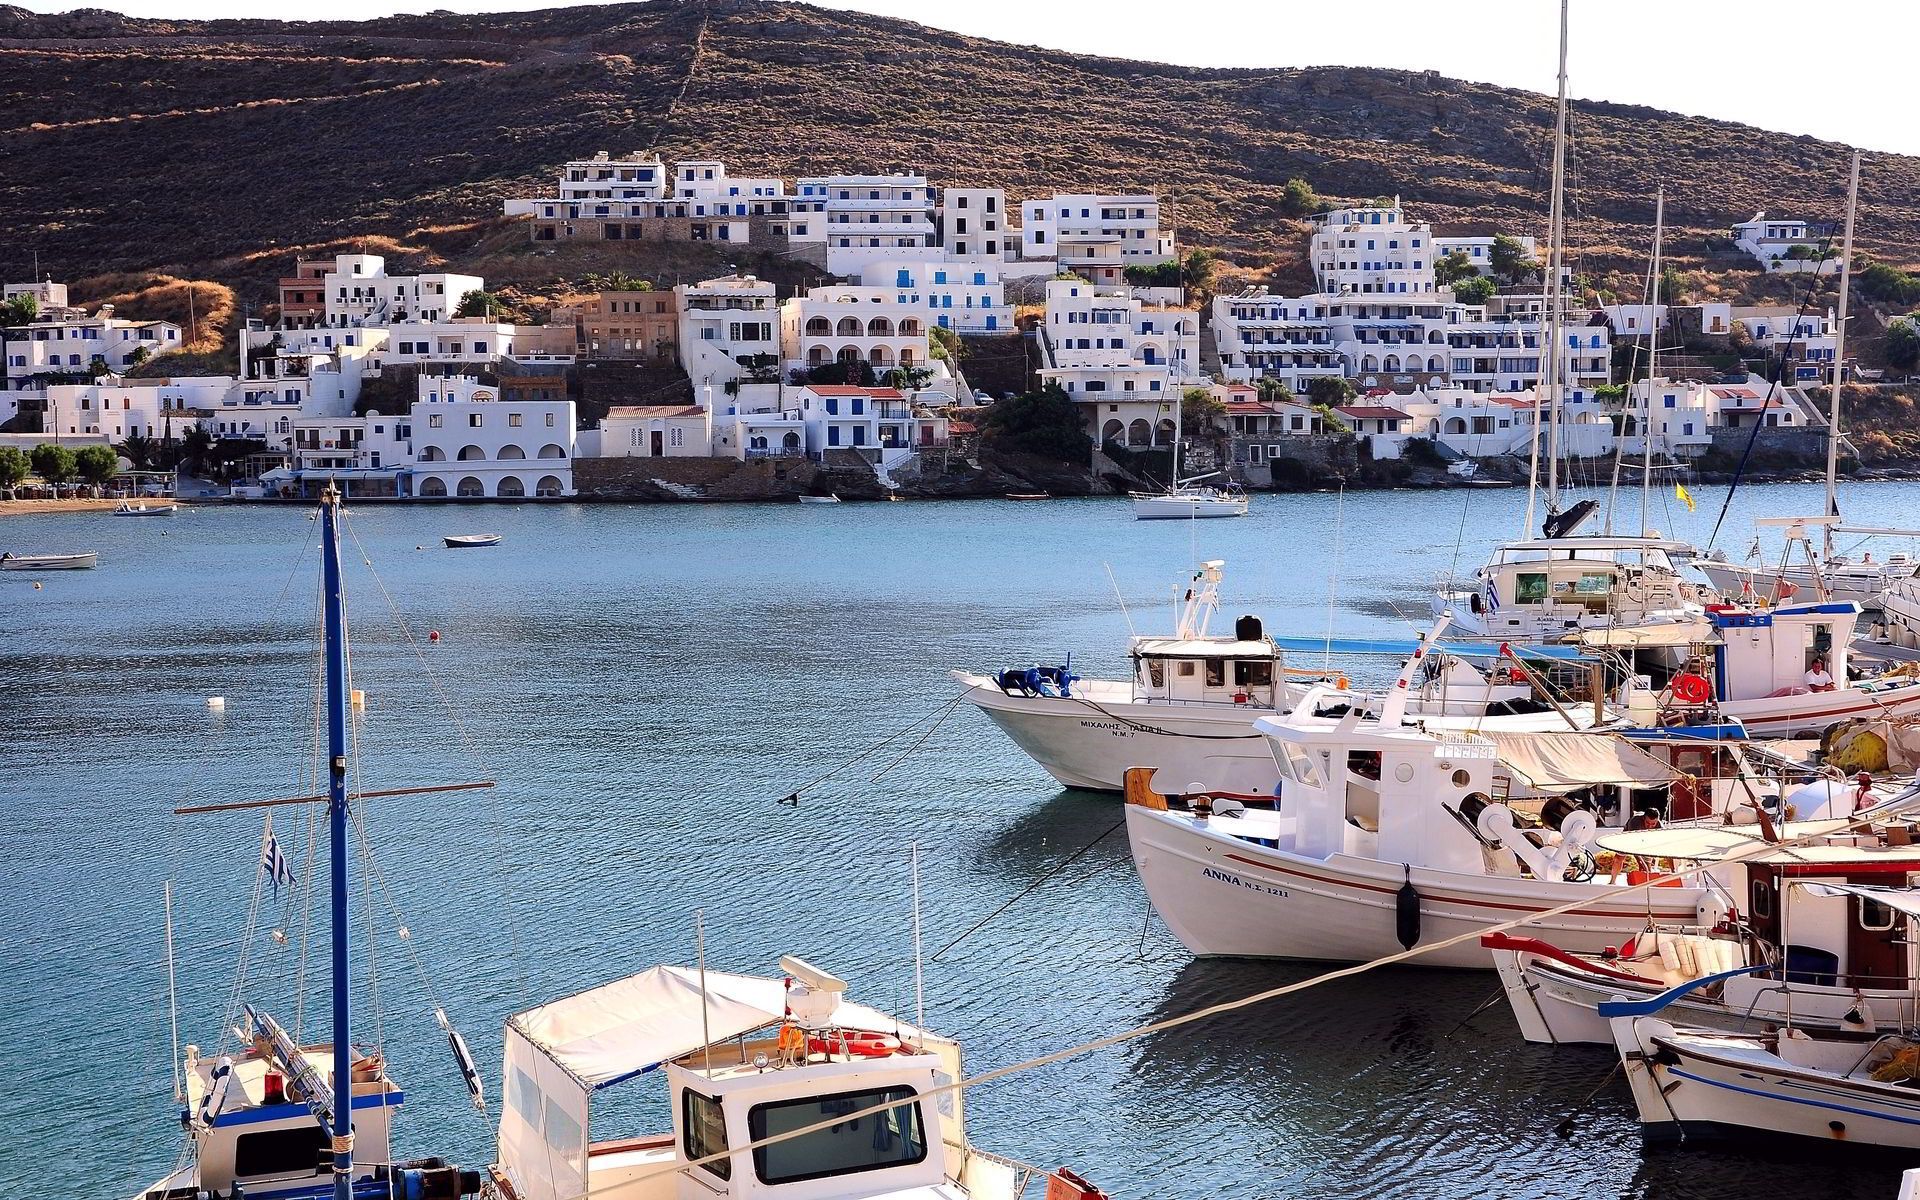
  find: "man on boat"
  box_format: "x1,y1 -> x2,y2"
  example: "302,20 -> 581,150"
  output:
1806,658 -> 1836,692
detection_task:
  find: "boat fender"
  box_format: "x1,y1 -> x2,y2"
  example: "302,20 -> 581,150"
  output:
1395,864 -> 1420,950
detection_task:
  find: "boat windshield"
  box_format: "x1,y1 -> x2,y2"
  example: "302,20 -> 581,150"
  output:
748,1086 -> 927,1185
1493,546 -> 1674,571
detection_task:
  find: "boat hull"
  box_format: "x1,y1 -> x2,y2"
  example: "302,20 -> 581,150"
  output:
1126,804 -> 1704,967
1696,560 -> 1889,608
1717,681 -> 1920,737
1,552 -> 98,570
444,535 -> 501,548
1131,495 -> 1249,520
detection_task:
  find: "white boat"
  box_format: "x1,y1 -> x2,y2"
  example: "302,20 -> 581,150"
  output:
0,551 -> 98,570
112,501 -> 176,516
797,493 -> 843,504
1589,601 -> 1920,738
445,533 -> 502,548
1612,1013 -> 1920,1150
1431,533 -> 1706,643
486,954 -> 1102,1200
957,561 -> 1547,793
1130,485 -> 1249,520
1699,551 -> 1910,609
1118,638 -> 1796,965
1486,808 -> 1920,1045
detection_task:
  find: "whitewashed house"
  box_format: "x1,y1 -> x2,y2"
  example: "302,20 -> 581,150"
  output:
503,149 -> 669,221
42,376 -> 230,441
1335,403 -> 1414,458
1731,305 -> 1837,381
1432,234 -> 1537,277
780,285 -> 931,377
1021,193 -> 1175,285
1730,213 -> 1838,274
411,374 -> 575,498
306,253 -> 482,329
1210,291 -> 1346,389
3,302 -> 181,389
938,188 -> 1010,260
881,261 -> 1012,333
794,173 -> 939,278
1311,200 -> 1441,296
596,404 -> 712,458
791,384 -> 917,469
1038,279 -> 1199,446
676,275 -> 782,404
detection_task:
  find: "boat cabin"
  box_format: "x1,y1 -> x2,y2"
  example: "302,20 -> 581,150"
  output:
1466,536 -> 1698,634
1708,602 -> 1858,700
1129,635 -> 1280,707
492,958 -> 991,1200
1746,860 -> 1920,992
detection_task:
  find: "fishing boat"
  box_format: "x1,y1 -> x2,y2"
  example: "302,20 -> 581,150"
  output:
1431,528 -> 1707,643
1486,802 -> 1920,1044
113,501 -> 176,516
957,561 -> 1554,794
797,493 -> 843,504
445,533 -> 502,548
1611,1005 -> 1920,1150
0,550 -> 98,570
1004,492 -> 1051,502
485,954 -> 1102,1200
1118,628 -> 1806,965
134,488 -> 481,1200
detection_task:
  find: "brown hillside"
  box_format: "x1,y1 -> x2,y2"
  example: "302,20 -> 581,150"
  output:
2,0 -> 1918,300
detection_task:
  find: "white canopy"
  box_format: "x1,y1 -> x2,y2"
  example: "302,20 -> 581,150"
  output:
1796,882 -> 1920,920
507,964 -> 905,1091
1596,819 -> 1854,861
1578,621 -> 1717,648
1484,731 -> 1675,791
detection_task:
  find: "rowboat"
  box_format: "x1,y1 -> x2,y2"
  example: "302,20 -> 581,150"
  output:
112,502 -> 175,516
444,534 -> 502,548
1005,492 -> 1051,501
797,493 -> 842,504
0,551 -> 98,570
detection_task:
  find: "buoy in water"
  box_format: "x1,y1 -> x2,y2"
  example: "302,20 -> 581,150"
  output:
428,630 -> 441,643
207,696 -> 226,709
32,581 -> 42,590
350,688 -> 366,708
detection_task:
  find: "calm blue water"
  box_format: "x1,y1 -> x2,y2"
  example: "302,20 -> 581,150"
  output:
4,481 -> 1918,1199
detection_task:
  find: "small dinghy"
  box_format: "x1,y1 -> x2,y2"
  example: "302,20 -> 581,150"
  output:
1,551 -> 98,570
444,533 -> 502,548
797,493 -> 842,504
112,501 -> 175,516
1005,492 -> 1052,501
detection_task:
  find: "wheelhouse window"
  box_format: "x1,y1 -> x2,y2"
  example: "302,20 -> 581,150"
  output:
1233,660 -> 1274,687
234,1126 -> 327,1179
1861,897 -> 1899,932
748,1086 -> 926,1185
683,1089 -> 732,1179
1204,660 -> 1225,688
1142,659 -> 1165,688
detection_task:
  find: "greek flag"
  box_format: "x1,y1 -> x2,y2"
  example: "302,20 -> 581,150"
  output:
1484,580 -> 1500,614
261,833 -> 294,896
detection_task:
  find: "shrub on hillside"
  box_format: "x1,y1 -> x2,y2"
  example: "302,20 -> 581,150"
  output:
979,385 -> 1090,465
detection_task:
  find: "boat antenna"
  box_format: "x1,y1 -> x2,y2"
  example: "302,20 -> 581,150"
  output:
910,842 -> 926,1031
165,880 -> 183,1104
696,909 -> 713,1077
1825,149 -> 1860,565
1103,562 -> 1137,637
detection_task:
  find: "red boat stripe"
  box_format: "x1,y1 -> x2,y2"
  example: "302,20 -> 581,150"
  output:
1220,853 -> 1696,919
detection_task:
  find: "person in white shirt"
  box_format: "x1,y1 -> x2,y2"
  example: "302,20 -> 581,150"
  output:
1806,658 -> 1836,692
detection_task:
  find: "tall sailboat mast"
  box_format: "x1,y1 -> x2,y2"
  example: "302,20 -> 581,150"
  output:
1642,186 -> 1663,536
1525,0 -> 1572,537
1825,150 -> 1860,565
319,486 -> 356,1200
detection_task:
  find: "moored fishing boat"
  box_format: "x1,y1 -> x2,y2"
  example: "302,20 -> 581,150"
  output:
113,501 -> 176,516
445,533 -> 503,548
484,955 -> 1101,1200
1431,530 -> 1707,644
0,550 -> 98,570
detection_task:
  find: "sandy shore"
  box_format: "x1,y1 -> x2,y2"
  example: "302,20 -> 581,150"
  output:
0,497 -> 189,517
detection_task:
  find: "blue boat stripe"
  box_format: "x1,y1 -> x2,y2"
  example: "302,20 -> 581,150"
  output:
210,1089 -> 404,1127
1667,1066 -> 1920,1126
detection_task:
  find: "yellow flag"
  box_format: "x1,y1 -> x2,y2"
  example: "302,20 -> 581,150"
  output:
1676,482 -> 1696,513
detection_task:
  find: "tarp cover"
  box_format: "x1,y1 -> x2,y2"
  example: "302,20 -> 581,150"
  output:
508,965 -> 904,1090
1595,819 -> 1854,861
1484,731 -> 1676,791
1578,621 -> 1718,648
1797,882 -> 1920,920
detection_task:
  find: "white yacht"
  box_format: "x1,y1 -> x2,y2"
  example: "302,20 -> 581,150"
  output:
1129,484 -> 1249,520
958,562 -> 1546,793
1698,549 -> 1912,609
485,955 -> 1101,1200
1432,533 -> 1706,643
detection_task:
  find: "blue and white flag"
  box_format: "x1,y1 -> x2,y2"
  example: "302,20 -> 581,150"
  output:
261,832 -> 294,896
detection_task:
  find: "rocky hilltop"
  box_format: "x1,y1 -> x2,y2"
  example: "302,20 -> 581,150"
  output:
2,0 -> 1917,283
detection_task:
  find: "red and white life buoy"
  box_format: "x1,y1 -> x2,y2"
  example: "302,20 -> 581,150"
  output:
1670,673 -> 1712,706
808,1031 -> 903,1059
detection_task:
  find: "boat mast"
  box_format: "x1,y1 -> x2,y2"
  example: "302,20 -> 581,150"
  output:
319,485 -> 355,1200
1642,186 -> 1663,537
1526,0 -> 1572,537
1825,150 -> 1860,565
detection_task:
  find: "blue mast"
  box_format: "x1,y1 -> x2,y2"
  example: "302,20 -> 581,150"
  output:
319,486 -> 354,1200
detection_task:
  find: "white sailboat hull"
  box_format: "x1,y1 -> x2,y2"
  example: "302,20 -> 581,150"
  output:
1125,804 -> 1704,967
1131,493 -> 1249,520
1614,1017 -> 1920,1148
1696,559 -> 1893,607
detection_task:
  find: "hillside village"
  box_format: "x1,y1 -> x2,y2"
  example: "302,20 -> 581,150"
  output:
4,148 -> 1918,502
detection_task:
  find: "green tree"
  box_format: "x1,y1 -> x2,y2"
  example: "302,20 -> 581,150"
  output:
889,363 -> 934,392
1255,377 -> 1295,405
0,445 -> 27,494
1181,249 -> 1218,297
1123,261 -> 1183,288
119,431 -> 156,470
1305,376 -> 1357,407
1888,318 -> 1920,372
127,346 -> 149,367
179,425 -> 215,475
1181,386 -> 1225,433
1859,261 -> 1920,308
1312,403 -> 1349,434
1434,251 -> 1477,286
75,444 -> 119,487
928,325 -> 966,364
1658,266 -> 1688,305
1279,177 -> 1319,218
1783,244 -> 1818,261
456,290 -> 501,318
1451,275 -> 1496,306
1728,319 -> 1756,357
1490,235 -> 1538,282
29,443 -> 77,492
1,292 -> 37,326
582,271 -> 652,292
978,384 -> 1091,464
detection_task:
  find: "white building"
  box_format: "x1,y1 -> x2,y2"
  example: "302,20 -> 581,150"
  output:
3,303 -> 181,390
781,285 -> 931,377
1310,200 -> 1441,296
4,279 -> 68,308
791,384 -> 917,469
1210,291 -> 1347,389
881,261 -> 1012,333
503,150 -> 669,218
939,188 -> 1010,260
1021,193 -> 1174,286
595,404 -> 712,458
308,253 -> 482,329
42,376 -> 230,441
1334,403 -> 1415,458
1732,305 -> 1838,381
411,375 -> 575,498
672,160 -> 791,217
1432,235 -> 1537,277
1038,279 -> 1199,446
1730,213 -> 1838,274
794,173 -> 939,278
1446,316 -> 1612,394
676,275 -> 782,398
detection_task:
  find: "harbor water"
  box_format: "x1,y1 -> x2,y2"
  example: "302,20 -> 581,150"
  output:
5,481 -> 1919,1198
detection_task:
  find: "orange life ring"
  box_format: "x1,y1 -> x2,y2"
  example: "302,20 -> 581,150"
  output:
1670,672 -> 1711,706
807,1031 -> 902,1059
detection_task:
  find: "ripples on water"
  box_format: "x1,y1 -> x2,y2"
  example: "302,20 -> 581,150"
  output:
1,483 -> 1914,1198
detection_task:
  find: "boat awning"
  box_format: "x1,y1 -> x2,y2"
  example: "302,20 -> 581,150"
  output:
1132,638 -> 1273,657
1595,820 -> 1854,861
1271,636 -> 1592,662
1797,882 -> 1920,919
1578,621 -> 1718,648
506,964 -> 901,1090
1483,731 -> 1675,790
